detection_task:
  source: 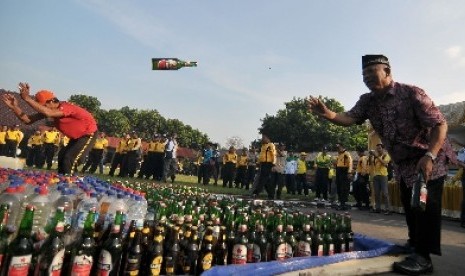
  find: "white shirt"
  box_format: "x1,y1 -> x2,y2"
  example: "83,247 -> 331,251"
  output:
284,159 -> 297,174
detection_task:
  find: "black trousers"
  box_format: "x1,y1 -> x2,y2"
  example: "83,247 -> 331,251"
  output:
109,152 -> 123,176
57,133 -> 97,175
296,173 -> 308,195
43,142 -> 57,169
271,172 -> 285,199
4,139 -> 17,157
235,166 -> 247,188
202,163 -> 213,185
153,152 -> 165,180
253,162 -> 273,196
400,176 -> 444,256
82,148 -> 104,174
353,174 -> 370,206
336,167 -> 350,205
285,174 -> 296,194
315,168 -> 329,200
245,165 -> 256,190
222,162 -> 236,187
26,145 -> 43,167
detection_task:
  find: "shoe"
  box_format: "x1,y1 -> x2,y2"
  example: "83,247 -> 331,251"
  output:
393,253 -> 433,275
314,197 -> 320,202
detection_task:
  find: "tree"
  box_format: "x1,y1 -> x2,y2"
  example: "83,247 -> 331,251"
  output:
68,94 -> 102,115
225,136 -> 245,150
98,109 -> 131,136
259,97 -> 367,152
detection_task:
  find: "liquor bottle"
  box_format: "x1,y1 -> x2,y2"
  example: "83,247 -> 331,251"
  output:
34,207 -> 66,275
284,225 -> 296,259
213,226 -> 228,266
256,224 -> 270,262
0,204 -> 9,271
152,58 -> 198,70
96,210 -> 124,276
231,224 -> 248,265
344,213 -> 354,252
273,224 -> 288,261
323,231 -> 334,256
226,221 -> 235,265
312,230 -> 324,257
197,226 -> 213,274
146,226 -> 164,276
333,219 -> 345,254
295,224 -> 312,257
246,224 -> 258,263
165,226 -> 181,275
139,221 -> 152,274
69,207 -> 97,276
182,225 -> 199,275
121,230 -> 143,275
2,205 -> 34,276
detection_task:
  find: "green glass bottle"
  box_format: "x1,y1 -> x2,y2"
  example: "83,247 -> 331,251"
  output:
296,224 -> 312,257
34,207 -> 66,275
232,224 -> 248,264
284,225 -> 296,259
182,225 -> 199,275
213,226 -> 228,266
0,204 -> 10,270
69,207 -> 97,276
152,58 -> 198,70
273,224 -> 287,261
96,210 -> 124,276
3,205 -> 34,276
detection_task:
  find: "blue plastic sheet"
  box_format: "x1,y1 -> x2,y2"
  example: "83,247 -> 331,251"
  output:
203,233 -> 408,276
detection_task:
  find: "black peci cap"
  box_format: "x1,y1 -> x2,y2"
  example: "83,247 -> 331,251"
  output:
362,55 -> 390,69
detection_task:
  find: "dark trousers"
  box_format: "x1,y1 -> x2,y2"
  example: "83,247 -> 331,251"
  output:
57,133 -> 97,175
222,162 -> 236,188
126,150 -> 139,177
43,142 -> 57,169
235,166 -> 247,188
0,144 -> 5,156
197,163 -> 205,183
336,167 -> 350,205
285,174 -> 296,194
26,145 -> 43,167
353,174 -> 370,206
137,154 -> 150,178
4,139 -> 17,157
202,163 -> 213,185
153,152 -> 165,180
109,152 -> 123,176
271,172 -> 285,199
315,168 -> 329,200
245,165 -> 256,190
82,148 -> 104,174
253,162 -> 273,196
296,173 -> 308,195
400,176 -> 445,256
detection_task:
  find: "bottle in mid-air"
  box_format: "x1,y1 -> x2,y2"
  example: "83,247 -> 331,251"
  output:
152,58 -> 197,70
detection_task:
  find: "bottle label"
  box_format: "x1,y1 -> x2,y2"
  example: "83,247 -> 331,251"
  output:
8,254 -> 32,276
232,244 -> 247,264
96,249 -> 112,275
275,243 -> 293,260
124,257 -> 140,275
49,249 -> 65,275
348,241 -> 354,252
317,245 -> 324,256
296,241 -> 311,257
71,254 -> 93,276
252,244 -> 261,263
328,243 -> 334,256
76,211 -> 87,229
201,252 -> 213,270
150,256 -> 163,275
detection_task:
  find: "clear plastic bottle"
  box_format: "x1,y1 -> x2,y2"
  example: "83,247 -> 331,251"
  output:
106,193 -> 128,231
54,188 -> 74,227
126,196 -> 147,230
0,186 -> 20,233
73,192 -> 99,230
30,185 -> 54,235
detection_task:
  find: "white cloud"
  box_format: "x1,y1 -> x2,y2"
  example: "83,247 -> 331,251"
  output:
445,46 -> 462,58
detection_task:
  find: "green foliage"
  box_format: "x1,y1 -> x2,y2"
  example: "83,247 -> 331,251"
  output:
259,97 -> 367,152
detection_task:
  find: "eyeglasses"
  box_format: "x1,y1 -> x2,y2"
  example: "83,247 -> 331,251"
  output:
45,98 -> 57,104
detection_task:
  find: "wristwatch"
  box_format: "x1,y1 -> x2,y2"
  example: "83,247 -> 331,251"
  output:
425,151 -> 437,161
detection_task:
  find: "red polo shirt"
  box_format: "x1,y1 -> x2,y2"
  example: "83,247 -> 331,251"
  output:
54,102 -> 97,139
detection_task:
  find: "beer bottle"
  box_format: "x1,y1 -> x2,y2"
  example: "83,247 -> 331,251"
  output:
147,226 -> 164,276
344,213 -> 354,252
284,225 -> 296,258
0,204 -> 10,271
96,210 -> 124,276
165,226 -> 181,275
232,224 -> 248,264
197,226 -> 214,274
2,205 -> 34,276
295,224 -> 312,257
333,219 -> 345,254
69,207 -> 97,276
121,230 -> 143,275
34,207 -> 66,275
152,58 -> 198,70
226,221 -> 235,264
323,231 -> 334,256
256,224 -> 269,262
139,221 -> 152,273
213,226 -> 228,266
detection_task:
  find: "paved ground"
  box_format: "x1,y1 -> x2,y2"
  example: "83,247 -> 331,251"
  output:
345,206 -> 465,275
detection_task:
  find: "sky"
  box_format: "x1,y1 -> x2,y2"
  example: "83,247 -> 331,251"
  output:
1,0 -> 465,146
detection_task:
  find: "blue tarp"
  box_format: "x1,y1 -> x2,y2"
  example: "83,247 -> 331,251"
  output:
203,233 -> 408,276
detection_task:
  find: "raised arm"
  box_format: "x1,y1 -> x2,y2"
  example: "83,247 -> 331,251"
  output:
306,96 -> 357,126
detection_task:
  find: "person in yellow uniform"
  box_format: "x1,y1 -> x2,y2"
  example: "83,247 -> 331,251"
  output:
109,133 -> 128,177
153,135 -> 167,181
371,143 -> 392,214
296,152 -> 309,196
26,130 -> 44,167
313,146 -> 332,201
140,135 -> 158,180
123,131 -> 142,178
353,148 -> 370,210
252,134 -> 276,198
235,148 -> 249,189
42,126 -> 60,169
0,125 -> 7,156
82,132 -> 108,174
222,146 -> 237,188
5,125 -> 23,157
335,143 -> 353,210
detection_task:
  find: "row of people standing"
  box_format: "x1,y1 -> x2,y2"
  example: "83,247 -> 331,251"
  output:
0,124 -> 24,158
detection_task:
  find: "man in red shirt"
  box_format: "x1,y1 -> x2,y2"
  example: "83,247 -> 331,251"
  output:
2,82 -> 98,175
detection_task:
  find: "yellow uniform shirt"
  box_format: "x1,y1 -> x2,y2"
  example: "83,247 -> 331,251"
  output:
258,143 -> 276,164
115,139 -> 126,153
154,141 -> 166,153
147,141 -> 157,152
28,134 -> 43,146
314,152 -> 332,169
6,130 -> 22,143
297,159 -> 307,174
237,155 -> 248,167
0,131 -> 6,144
336,151 -> 353,172
43,130 -> 60,144
93,137 -> 108,150
373,153 -> 391,176
356,155 -> 369,175
223,153 -> 237,164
